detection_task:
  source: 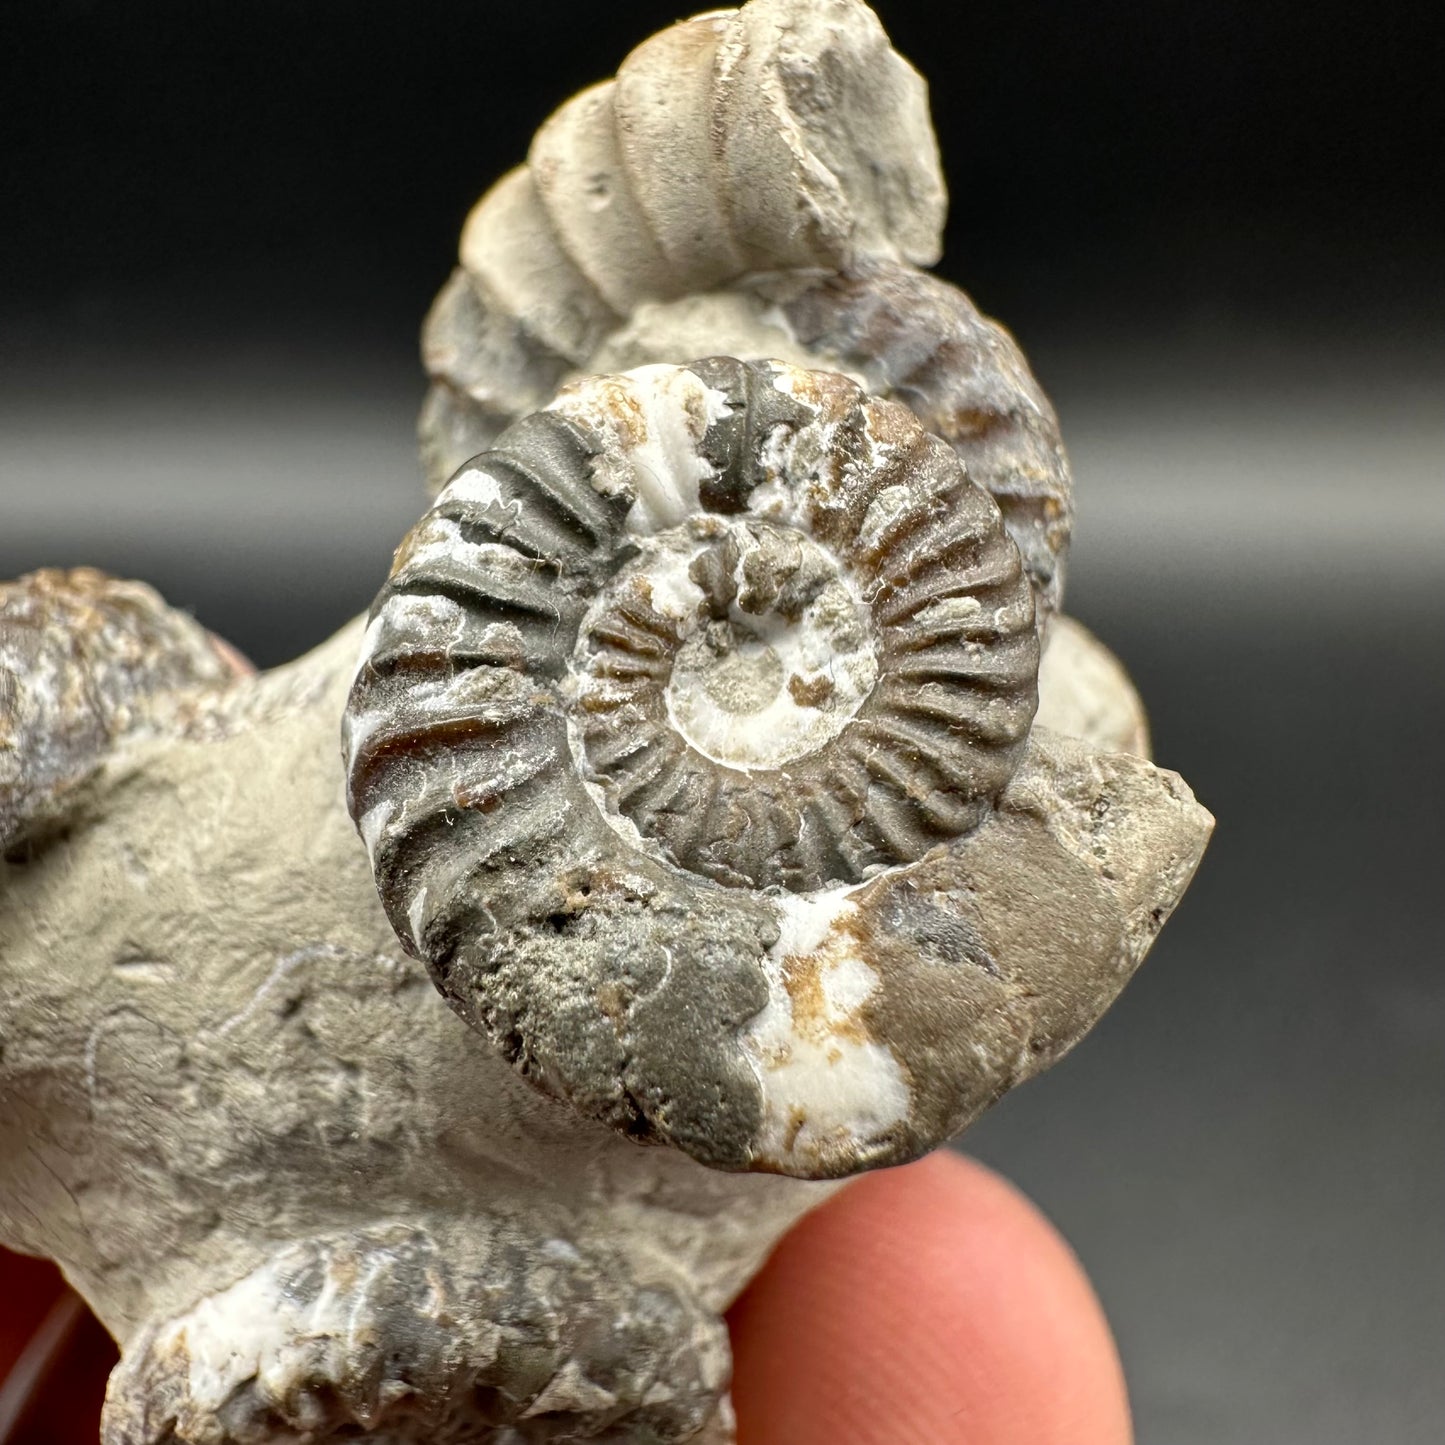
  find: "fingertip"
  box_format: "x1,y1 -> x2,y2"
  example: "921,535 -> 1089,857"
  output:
729,1152 -> 1131,1445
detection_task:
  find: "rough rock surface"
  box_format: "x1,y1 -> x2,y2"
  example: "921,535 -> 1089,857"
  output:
0,621 -> 830,1443
0,592 -> 1206,1442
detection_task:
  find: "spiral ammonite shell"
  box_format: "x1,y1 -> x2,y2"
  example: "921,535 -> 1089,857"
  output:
564,360 -> 1039,890
416,0 -> 1073,621
346,358 -> 1040,1175
344,0 -> 1214,1184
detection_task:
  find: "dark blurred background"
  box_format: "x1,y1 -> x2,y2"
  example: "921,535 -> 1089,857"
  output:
2,2 -> 1442,1441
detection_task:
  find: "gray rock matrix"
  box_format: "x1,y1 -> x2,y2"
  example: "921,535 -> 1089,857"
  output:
0,3 -> 1211,1442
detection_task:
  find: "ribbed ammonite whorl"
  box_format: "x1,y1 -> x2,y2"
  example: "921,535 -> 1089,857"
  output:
418,0 -> 1074,620
346,358 -> 1040,1177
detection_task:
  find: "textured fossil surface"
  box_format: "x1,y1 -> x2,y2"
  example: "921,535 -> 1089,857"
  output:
0,623 -> 809,1443
0,568 -> 239,853
418,0 -> 1071,619
347,355 -> 1206,1182
0,2 -> 1210,1442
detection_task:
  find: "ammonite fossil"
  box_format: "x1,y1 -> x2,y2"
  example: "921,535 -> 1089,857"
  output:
340,0 -> 1204,1185
347,358 -> 1046,1174
418,0 -> 1072,619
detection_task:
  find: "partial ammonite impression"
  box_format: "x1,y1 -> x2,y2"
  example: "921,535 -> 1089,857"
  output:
0,568 -> 239,854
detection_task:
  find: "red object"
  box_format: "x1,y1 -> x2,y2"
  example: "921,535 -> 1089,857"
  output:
0,1248 -> 114,1445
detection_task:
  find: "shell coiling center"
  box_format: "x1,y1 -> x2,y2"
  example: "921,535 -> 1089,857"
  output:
349,358 -> 1040,901
579,519 -> 880,772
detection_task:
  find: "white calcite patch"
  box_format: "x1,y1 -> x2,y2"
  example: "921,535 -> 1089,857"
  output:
546,365 -> 733,535
607,520 -> 879,773
440,466 -> 515,515
665,596 -> 875,770
155,1257 -> 354,1421
740,886 -> 911,1173
567,491 -> 881,776
636,538 -> 709,623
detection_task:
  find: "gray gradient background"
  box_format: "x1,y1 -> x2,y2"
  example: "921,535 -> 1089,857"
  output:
2,2 -> 1442,1440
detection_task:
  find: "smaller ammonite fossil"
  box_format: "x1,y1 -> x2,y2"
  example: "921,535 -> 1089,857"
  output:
418,0 -> 1073,620
0,3 -> 1211,1442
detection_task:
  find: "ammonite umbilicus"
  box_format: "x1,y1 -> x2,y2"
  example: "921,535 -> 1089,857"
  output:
351,358 -> 1053,1176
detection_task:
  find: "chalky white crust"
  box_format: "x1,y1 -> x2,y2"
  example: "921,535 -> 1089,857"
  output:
740,886 -> 911,1173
